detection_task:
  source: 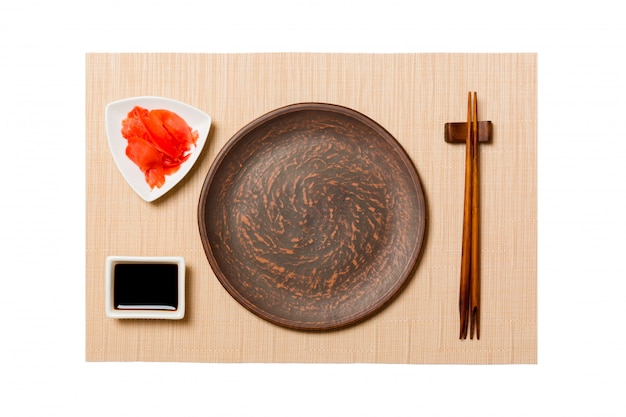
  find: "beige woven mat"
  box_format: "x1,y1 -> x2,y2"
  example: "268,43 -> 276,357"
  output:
86,53 -> 537,363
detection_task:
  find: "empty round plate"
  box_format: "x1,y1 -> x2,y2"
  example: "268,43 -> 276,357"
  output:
198,103 -> 426,330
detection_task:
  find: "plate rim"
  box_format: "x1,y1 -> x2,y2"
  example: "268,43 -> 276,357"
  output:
198,102 -> 426,331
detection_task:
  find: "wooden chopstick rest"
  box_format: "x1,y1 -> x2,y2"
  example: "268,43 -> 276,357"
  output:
444,121 -> 492,144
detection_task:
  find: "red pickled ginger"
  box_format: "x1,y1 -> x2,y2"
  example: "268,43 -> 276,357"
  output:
121,106 -> 199,189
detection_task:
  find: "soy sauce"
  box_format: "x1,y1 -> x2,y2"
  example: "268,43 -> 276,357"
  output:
113,263 -> 178,310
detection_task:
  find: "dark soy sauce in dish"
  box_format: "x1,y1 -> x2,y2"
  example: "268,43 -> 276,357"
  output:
114,263 -> 178,310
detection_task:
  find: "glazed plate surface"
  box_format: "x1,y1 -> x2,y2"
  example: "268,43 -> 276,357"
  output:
198,103 -> 426,330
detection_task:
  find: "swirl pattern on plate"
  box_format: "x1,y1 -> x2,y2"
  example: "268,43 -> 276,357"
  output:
199,103 -> 425,330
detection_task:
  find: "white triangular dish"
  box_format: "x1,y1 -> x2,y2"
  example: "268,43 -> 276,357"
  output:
105,96 -> 211,202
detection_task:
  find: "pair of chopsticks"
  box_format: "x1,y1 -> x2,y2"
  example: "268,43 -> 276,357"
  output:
459,92 -> 480,340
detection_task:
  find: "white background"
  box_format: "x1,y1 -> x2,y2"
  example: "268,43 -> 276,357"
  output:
1,1 -> 625,416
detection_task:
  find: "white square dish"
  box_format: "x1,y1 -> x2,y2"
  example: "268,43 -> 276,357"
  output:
105,256 -> 185,320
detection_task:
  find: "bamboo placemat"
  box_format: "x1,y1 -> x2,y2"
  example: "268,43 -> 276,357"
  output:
86,53 -> 537,363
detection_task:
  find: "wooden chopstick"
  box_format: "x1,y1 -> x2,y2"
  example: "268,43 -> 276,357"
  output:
459,92 -> 480,340
459,92 -> 473,339
470,92 -> 480,340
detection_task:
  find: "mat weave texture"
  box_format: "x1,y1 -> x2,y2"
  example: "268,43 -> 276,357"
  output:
86,53 -> 537,363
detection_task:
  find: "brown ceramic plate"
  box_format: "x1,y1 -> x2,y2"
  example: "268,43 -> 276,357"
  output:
198,103 -> 426,330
